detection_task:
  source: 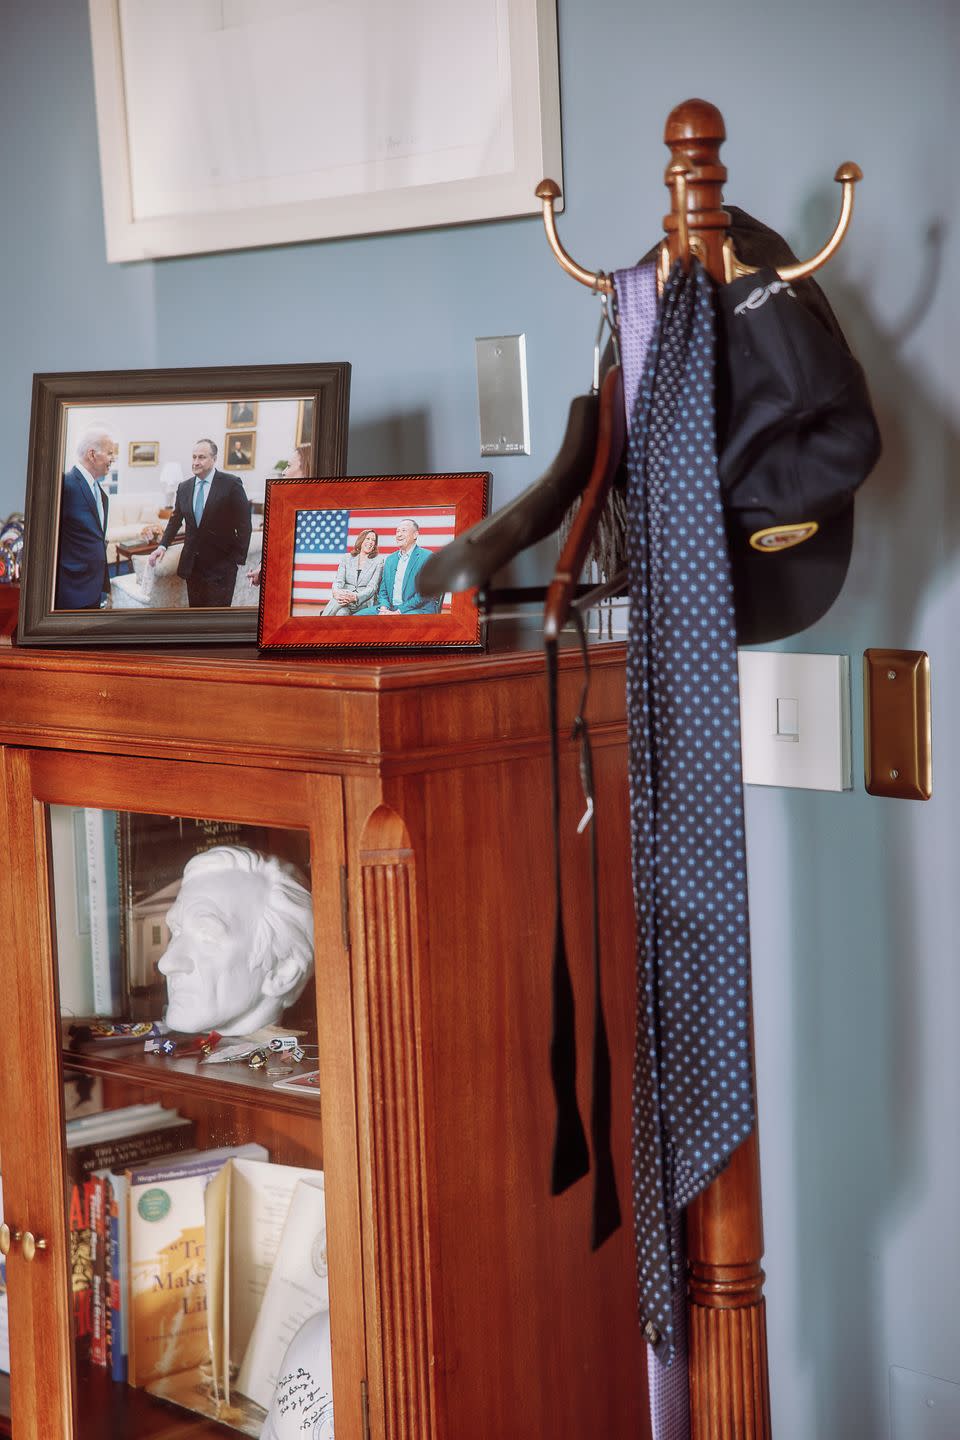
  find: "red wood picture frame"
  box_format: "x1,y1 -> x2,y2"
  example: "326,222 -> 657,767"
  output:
257,473 -> 488,651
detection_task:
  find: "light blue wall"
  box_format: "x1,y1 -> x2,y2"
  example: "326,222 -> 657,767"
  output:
3,2 -> 958,1437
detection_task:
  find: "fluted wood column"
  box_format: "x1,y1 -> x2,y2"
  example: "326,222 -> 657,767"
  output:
360,807 -> 434,1440
687,1133 -> 771,1437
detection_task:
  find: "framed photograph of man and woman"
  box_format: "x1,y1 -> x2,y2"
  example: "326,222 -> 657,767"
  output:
18,362 -> 350,647
257,474 -> 488,651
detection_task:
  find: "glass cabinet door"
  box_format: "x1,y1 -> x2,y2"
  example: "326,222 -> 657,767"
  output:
56,804 -> 330,1438
0,753 -> 361,1440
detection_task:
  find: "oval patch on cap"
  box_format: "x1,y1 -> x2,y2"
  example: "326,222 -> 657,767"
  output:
749,521 -> 819,553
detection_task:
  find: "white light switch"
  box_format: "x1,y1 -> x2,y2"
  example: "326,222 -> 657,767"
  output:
775,696 -> 799,742
737,651 -> 851,791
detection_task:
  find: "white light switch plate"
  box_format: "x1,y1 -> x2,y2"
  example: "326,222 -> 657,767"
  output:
737,651 -> 851,791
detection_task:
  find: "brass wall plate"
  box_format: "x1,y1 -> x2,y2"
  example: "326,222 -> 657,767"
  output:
863,649 -> 932,800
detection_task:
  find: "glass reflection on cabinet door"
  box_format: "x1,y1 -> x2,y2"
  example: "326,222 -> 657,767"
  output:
49,805 -> 332,1438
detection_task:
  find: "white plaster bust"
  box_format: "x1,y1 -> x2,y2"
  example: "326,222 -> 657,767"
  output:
157,845 -> 314,1036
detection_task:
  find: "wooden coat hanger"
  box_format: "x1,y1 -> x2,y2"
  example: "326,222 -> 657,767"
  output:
538,98 -> 864,1440
542,362 -> 625,642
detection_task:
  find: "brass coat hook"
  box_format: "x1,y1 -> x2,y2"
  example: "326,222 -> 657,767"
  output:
535,180 -> 613,294
667,161 -> 693,272
724,162 -> 863,282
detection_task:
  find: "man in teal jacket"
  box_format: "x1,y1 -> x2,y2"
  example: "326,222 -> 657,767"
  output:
354,518 -> 441,614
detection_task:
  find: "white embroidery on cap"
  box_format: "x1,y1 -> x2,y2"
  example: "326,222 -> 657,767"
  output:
734,280 -> 798,316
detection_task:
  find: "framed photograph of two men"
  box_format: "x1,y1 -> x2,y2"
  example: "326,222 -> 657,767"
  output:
18,362 -> 350,647
258,474 -> 488,652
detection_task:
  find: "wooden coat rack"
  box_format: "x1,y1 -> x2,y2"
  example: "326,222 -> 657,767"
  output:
538,98 -> 863,1438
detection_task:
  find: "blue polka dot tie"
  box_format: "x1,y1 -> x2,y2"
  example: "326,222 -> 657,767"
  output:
621,259 -> 755,1366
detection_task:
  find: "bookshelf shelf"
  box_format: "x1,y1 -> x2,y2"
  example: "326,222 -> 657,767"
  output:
62,1047 -> 322,1121
0,639 -> 648,1439
77,1363 -> 239,1437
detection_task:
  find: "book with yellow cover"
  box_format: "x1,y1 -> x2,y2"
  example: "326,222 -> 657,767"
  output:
126,1143 -> 267,1390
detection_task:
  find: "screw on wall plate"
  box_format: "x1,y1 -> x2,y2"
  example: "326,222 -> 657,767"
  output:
890,768 -> 900,779
887,670 -> 897,680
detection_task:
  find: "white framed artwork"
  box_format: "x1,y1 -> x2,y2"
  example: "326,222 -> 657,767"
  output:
88,0 -> 563,262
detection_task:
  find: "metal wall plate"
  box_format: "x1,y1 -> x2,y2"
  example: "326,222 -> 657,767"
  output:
475,334 -> 530,456
863,648 -> 932,799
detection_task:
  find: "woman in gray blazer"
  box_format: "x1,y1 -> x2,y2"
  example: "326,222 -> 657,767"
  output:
323,529 -> 384,615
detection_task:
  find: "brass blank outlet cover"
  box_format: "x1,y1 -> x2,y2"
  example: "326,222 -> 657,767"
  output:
863,649 -> 932,800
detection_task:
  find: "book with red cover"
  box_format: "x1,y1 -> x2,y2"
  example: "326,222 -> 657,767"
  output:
67,1111 -> 195,1362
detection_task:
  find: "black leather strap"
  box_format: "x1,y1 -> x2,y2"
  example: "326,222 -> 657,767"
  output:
546,621 -> 622,1248
569,608 -> 622,1249
547,634 -> 590,1195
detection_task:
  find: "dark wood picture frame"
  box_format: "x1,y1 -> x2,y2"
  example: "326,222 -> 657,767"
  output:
258,473 -> 488,652
19,363 -> 350,647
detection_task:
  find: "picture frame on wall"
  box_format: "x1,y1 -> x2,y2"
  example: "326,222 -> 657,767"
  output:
87,0 -> 562,262
257,474 -> 488,652
128,441 -> 159,467
19,362 -> 350,648
226,400 -> 258,429
295,398 -> 314,451
224,431 -> 257,470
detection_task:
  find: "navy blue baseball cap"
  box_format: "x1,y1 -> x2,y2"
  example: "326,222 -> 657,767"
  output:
712,212 -> 881,643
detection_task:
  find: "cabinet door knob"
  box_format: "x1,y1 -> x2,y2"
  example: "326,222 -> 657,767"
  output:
0,1224 -> 9,1256
14,1231 -> 47,1263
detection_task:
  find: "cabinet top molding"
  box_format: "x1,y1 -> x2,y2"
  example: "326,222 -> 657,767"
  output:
0,640 -> 629,775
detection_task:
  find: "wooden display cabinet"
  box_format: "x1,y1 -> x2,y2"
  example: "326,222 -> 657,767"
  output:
0,638 -> 648,1439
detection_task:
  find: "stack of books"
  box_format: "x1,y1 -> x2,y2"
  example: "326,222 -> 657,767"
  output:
67,1102 -> 197,1377
143,1155 -> 328,1434
66,1105 -> 331,1434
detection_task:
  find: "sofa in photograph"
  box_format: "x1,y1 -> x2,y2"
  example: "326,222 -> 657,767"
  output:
104,493 -> 170,567
109,527 -> 263,610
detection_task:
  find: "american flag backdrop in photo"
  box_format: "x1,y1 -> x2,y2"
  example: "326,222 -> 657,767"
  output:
292,507 -> 456,612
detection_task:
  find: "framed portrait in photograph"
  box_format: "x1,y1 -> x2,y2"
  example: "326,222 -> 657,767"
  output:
295,398 -> 314,450
19,362 -> 350,647
258,474 -> 488,652
224,431 -> 257,470
226,400 -> 257,428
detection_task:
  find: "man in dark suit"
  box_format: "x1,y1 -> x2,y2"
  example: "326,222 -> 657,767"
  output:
353,519 -> 442,615
55,425 -> 116,609
148,438 -> 252,607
